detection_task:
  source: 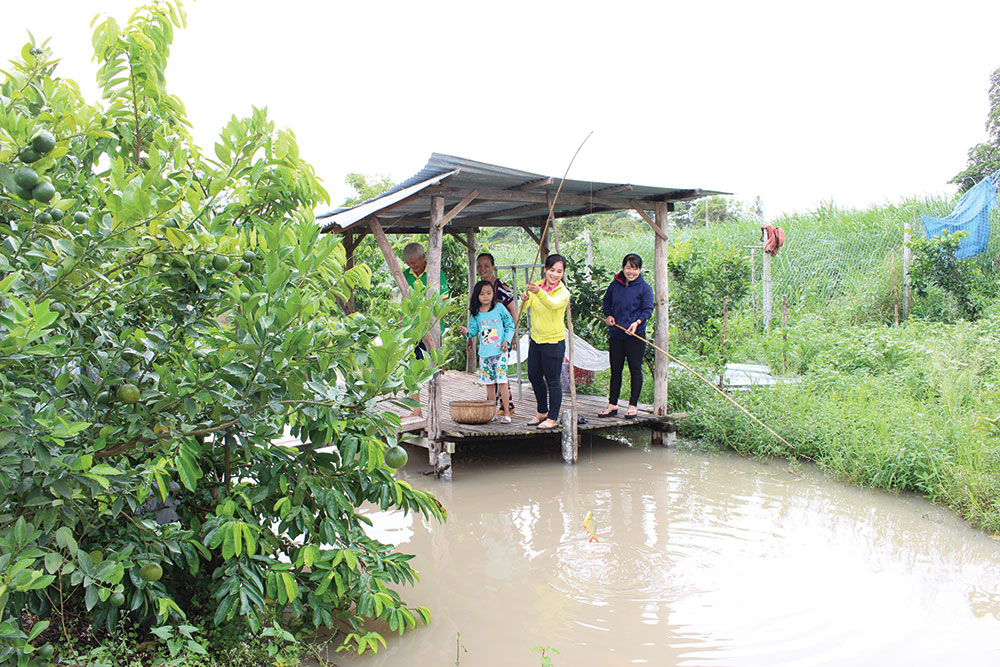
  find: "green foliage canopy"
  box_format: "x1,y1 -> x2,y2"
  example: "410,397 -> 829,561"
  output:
952,65 -> 1000,193
0,2 -> 445,662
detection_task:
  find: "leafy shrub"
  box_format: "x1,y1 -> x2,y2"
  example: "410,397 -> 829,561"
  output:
668,238 -> 750,358
909,230 -> 981,320
0,5 -> 445,663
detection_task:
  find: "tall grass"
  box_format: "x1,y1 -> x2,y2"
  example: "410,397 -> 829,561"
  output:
673,315 -> 1000,533
520,196 -> 1000,533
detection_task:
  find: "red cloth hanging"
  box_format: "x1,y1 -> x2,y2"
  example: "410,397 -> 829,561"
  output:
761,225 -> 785,256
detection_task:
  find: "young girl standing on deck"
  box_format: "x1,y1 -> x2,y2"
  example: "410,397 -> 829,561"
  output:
458,280 -> 516,424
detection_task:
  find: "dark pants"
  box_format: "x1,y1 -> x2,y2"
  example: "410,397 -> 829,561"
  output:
527,339 -> 565,421
608,336 -> 646,406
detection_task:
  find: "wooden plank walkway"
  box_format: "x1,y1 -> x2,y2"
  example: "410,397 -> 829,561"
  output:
390,370 -> 683,443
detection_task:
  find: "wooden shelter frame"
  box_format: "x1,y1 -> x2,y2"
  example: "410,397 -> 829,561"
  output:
319,154 -> 725,477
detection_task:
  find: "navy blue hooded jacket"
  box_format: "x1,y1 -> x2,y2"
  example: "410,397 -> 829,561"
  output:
602,272 -> 654,340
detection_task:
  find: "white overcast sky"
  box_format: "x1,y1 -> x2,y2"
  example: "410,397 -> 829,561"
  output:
3,0 -> 999,219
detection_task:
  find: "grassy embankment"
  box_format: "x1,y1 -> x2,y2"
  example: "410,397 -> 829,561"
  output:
487,197 -> 1000,533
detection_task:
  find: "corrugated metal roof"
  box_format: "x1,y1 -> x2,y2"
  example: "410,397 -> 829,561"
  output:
317,153 -> 728,234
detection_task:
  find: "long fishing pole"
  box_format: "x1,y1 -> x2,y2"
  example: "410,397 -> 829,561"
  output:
512,132 -> 593,450
596,317 -> 797,452
524,131 -> 593,287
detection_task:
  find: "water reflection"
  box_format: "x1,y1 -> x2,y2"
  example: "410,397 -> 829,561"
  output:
332,433 -> 1000,666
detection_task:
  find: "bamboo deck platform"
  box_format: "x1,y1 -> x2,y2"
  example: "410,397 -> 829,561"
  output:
390,370 -> 684,444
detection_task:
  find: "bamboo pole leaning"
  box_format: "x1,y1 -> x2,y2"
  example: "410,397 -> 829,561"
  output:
516,132 -> 592,460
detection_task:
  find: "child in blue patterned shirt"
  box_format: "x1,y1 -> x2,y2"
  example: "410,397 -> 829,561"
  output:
458,280 -> 515,423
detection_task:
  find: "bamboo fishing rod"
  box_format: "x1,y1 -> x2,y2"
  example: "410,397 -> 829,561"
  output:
597,317 -> 797,452
523,131 -> 593,287
516,132 -> 592,447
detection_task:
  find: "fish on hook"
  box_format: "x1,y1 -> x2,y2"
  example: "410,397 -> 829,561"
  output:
583,511 -> 599,543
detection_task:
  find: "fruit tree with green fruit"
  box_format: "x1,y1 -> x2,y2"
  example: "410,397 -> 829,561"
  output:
0,1 -> 447,663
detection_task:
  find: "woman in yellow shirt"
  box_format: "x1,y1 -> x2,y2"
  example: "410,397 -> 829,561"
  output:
520,254 -> 570,430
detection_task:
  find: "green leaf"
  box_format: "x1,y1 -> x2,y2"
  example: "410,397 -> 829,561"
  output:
232,523 -> 242,557
0,165 -> 16,191
55,527 -> 77,554
280,572 -> 297,602
27,620 -> 50,642
44,552 -> 64,574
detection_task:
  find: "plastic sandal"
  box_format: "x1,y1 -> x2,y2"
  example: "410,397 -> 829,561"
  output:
598,408 -> 618,418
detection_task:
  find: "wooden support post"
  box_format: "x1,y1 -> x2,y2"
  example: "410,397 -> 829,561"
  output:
427,197 -> 446,478
583,230 -> 594,278
651,421 -> 676,447
344,233 -> 357,313
521,225 -> 542,246
762,251 -> 772,333
749,247 -> 758,326
903,220 -> 911,320
632,205 -> 669,241
466,230 -> 477,373
560,411 -> 576,462
782,294 -> 789,375
369,217 -> 409,298
719,296 -> 728,390
653,202 -> 669,417
370,216 -> 435,350
550,225 -> 578,463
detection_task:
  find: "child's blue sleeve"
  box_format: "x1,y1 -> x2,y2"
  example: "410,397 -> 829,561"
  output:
466,314 -> 479,338
500,306 -> 515,343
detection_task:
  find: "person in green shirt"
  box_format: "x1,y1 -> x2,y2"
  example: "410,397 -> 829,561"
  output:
401,242 -> 449,418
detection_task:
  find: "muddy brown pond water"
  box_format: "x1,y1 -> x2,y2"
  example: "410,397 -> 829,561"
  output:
327,431 -> 1000,666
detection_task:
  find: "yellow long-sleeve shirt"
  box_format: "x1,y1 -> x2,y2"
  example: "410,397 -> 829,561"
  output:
523,280 -> 570,344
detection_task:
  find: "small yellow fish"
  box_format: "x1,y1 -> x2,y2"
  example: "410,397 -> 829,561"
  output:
583,511 -> 599,543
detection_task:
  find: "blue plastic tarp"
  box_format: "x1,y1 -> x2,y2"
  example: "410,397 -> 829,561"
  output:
921,176 -> 997,259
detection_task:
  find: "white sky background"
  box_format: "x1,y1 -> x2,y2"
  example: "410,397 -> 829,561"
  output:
2,0 -> 999,220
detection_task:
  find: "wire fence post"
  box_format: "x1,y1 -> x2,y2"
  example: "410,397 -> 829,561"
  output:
762,250 -> 772,332
902,220 -> 911,320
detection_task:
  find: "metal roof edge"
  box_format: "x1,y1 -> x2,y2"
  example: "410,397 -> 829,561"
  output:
318,169 -> 459,232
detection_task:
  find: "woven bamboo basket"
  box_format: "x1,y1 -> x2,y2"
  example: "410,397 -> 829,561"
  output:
449,400 -> 496,424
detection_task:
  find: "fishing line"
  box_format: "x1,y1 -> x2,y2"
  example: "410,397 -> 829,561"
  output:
594,317 -> 806,458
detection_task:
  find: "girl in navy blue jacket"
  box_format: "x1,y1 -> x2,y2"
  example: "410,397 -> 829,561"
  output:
599,254 -> 654,418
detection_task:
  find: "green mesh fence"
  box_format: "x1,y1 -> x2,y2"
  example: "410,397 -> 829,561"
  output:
481,197 -> 1000,324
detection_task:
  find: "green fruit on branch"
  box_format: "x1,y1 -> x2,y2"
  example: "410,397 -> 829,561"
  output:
139,563 -> 163,582
109,591 -> 126,607
117,383 -> 140,404
73,210 -> 89,224
31,130 -> 56,154
239,261 -> 251,272
385,445 -> 408,469
212,254 -> 229,271
18,146 -> 41,163
13,184 -> 33,200
49,207 -> 64,221
36,211 -> 52,224
242,250 -> 256,262
239,292 -> 252,303
13,166 -> 39,189
32,181 -> 56,203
